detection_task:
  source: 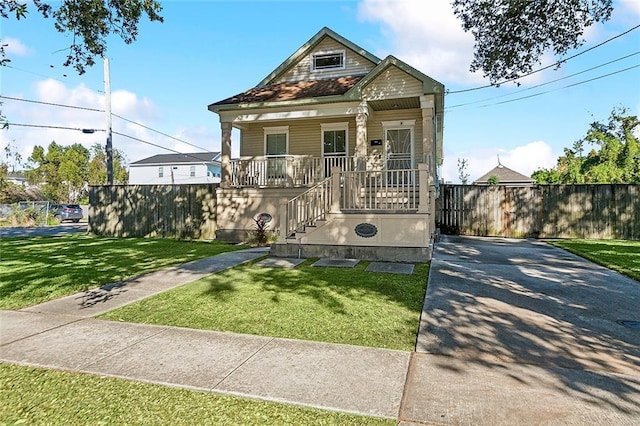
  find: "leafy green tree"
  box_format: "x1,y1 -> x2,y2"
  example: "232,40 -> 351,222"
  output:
87,143 -> 128,185
26,142 -> 91,202
1,0 -> 163,73
452,0 -> 613,83
487,175 -> 499,185
532,107 -> 640,184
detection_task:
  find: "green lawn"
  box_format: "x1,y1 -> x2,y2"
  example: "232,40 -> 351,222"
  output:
101,259 -> 428,351
548,239 -> 640,281
0,363 -> 392,426
0,235 -> 244,309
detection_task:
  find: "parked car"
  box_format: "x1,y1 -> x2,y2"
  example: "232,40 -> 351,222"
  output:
50,204 -> 83,223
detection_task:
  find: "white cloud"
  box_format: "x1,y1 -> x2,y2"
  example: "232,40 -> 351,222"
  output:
358,0 -> 486,85
2,37 -> 32,57
1,79 -> 208,168
441,141 -> 558,183
618,0 -> 640,17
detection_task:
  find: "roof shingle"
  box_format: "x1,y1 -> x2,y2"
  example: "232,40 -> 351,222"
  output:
131,152 -> 220,165
211,76 -> 363,106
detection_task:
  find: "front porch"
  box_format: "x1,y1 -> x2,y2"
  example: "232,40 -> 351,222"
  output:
215,158 -> 436,262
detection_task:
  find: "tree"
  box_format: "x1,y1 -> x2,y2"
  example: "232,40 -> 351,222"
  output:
451,0 -> 613,83
26,142 -> 90,202
87,143 -> 128,185
532,107 -> 640,184
457,157 -> 470,184
1,0 -> 163,74
487,175 -> 500,185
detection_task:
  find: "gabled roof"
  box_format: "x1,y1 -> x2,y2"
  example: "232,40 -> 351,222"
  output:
257,27 -> 381,88
474,164 -> 534,184
130,152 -> 221,166
211,76 -> 363,106
208,27 -> 444,113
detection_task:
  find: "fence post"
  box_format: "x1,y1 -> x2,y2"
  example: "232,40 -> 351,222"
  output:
331,166 -> 341,213
418,163 -> 429,213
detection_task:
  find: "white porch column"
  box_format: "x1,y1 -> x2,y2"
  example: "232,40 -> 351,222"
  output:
355,102 -> 368,171
330,166 -> 341,213
418,163 -> 429,213
220,121 -> 232,188
420,95 -> 435,176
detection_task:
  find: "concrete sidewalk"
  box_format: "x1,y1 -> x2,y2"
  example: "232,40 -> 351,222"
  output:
400,235 -> 640,425
0,246 -> 410,419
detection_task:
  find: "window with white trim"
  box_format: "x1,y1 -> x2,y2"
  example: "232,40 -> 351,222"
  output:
190,165 -> 196,177
264,126 -> 289,179
311,50 -> 345,72
321,122 -> 348,156
158,166 -> 164,178
264,126 -> 289,156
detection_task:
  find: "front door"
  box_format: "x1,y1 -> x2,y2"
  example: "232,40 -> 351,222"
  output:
385,127 -> 413,184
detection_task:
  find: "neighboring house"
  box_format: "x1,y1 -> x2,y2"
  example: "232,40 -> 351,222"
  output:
129,152 -> 221,185
208,27 -> 444,261
6,171 -> 28,187
473,161 -> 535,186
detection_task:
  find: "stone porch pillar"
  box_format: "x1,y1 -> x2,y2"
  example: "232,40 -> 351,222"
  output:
220,121 -> 232,188
420,95 -> 435,176
355,102 -> 369,171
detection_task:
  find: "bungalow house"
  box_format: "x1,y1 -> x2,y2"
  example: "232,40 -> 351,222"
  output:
208,27 -> 444,262
129,152 -> 221,185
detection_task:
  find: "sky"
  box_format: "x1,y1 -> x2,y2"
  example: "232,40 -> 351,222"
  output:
1,0 -> 639,183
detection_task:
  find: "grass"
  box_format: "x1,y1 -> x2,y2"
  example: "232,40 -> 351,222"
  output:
0,363 -> 393,426
0,234 -> 244,309
101,259 -> 428,351
548,239 -> 640,281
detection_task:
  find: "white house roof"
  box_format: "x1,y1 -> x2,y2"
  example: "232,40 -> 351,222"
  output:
130,152 -> 221,166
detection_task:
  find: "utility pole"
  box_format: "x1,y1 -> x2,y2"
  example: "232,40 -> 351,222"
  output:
104,57 -> 113,184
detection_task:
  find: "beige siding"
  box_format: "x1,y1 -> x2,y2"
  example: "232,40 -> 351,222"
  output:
366,109 -> 424,164
362,66 -> 423,101
275,38 -> 377,83
240,118 -> 357,157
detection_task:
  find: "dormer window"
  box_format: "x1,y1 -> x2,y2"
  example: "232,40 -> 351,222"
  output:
312,50 -> 345,71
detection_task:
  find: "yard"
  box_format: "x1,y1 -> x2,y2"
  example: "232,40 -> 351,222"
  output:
547,239 -> 640,281
0,363 -> 392,425
0,234 -> 244,309
100,259 -> 429,351
2,235 -> 637,424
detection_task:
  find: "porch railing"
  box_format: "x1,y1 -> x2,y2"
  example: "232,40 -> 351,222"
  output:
230,155 -> 355,187
278,164 -> 431,241
341,169 -> 420,210
283,176 -> 333,239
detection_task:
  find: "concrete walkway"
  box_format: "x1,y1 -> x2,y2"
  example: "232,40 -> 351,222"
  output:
2,238 -> 639,424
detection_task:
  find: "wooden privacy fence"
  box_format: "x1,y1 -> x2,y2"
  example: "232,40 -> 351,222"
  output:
437,184 -> 639,239
89,184 -> 218,239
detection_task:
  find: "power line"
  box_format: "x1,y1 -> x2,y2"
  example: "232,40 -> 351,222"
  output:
2,95 -> 210,152
446,51 -> 640,110
6,123 -> 105,132
448,64 -> 640,112
112,113 -> 210,152
112,131 -> 217,163
0,95 -> 104,113
447,24 -> 640,94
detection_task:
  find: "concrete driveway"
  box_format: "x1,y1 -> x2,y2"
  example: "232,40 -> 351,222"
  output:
401,235 -> 640,425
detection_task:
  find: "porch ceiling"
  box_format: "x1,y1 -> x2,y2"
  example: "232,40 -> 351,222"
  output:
368,97 -> 420,111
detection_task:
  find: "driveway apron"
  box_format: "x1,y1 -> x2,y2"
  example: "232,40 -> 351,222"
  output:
401,235 -> 640,425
